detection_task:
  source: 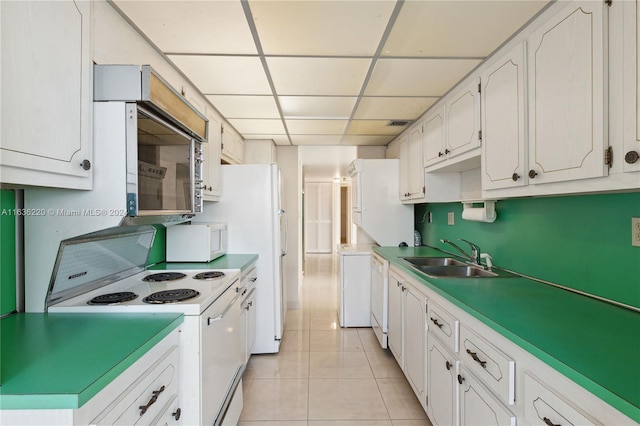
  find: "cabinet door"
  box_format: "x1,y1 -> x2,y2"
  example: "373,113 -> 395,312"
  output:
399,135 -> 411,200
388,270 -> 404,367
407,124 -> 425,199
527,1 -> 607,184
221,126 -> 236,163
482,43 -> 527,190
203,109 -> 222,201
446,80 -> 481,159
403,284 -> 426,408
235,138 -> 245,164
427,335 -> 458,426
623,0 -> 640,173
1,1 -> 92,189
459,368 -> 516,426
423,106 -> 446,167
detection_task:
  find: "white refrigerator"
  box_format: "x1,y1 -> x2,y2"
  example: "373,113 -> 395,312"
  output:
194,164 -> 286,354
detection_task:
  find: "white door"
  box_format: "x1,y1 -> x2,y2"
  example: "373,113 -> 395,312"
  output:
481,42 -> 527,190
459,367 -> 516,426
423,105 -> 446,167
407,125 -> 425,199
304,182 -> 333,253
403,284 -> 426,409
388,270 -> 404,367
427,336 -> 458,426
527,0 -> 607,184
446,79 -> 481,159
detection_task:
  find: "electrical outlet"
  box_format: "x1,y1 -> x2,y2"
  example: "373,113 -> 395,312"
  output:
632,217 -> 640,247
448,212 -> 455,226
427,212 -> 432,223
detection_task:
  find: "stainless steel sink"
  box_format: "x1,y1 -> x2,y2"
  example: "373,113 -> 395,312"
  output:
400,257 -> 467,267
399,256 -> 516,278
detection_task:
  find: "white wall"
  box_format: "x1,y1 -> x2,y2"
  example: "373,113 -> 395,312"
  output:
276,146 -> 302,309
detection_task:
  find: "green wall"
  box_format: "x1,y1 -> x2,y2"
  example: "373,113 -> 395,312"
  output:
147,225 -> 166,266
415,192 -> 640,308
1,189 -> 17,316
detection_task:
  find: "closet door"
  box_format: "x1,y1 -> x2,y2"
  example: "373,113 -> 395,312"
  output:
304,182 -> 333,253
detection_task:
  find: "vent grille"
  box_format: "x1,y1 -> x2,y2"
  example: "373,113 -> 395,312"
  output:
387,120 -> 411,127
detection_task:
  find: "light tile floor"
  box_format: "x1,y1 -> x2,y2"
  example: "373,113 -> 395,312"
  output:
239,254 -> 433,426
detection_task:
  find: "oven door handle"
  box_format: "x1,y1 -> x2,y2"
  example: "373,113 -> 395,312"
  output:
207,292 -> 242,325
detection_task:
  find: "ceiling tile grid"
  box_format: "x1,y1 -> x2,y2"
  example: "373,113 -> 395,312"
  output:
114,0 -> 551,147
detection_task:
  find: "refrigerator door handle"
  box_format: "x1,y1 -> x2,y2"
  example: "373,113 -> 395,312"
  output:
280,209 -> 288,257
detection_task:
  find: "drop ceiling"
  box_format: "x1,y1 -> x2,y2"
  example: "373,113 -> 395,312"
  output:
113,0 -> 550,147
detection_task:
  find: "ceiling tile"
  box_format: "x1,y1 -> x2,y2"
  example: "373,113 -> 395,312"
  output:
365,58 -> 481,97
267,57 -> 372,96
347,120 -> 406,136
280,96 -> 357,119
169,55 -> 271,95
206,95 -> 280,119
114,1 -> 257,54
287,120 -> 348,135
249,0 -> 396,56
341,135 -> 395,146
383,1 -> 549,57
246,135 -> 291,145
291,135 -> 344,145
354,97 -> 438,120
228,119 -> 285,135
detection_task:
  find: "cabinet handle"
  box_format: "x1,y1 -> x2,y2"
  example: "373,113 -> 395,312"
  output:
250,277 -> 257,282
445,361 -> 452,370
457,374 -> 464,385
430,317 -> 444,329
528,169 -> 538,179
543,417 -> 560,426
139,385 -> 165,416
173,408 -> 182,421
511,173 -> 520,181
466,349 -> 487,368
438,151 -> 444,157
80,159 -> 91,170
444,149 -> 450,154
625,150 -> 639,164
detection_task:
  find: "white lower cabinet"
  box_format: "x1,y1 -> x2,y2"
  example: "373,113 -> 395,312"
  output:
0,330 -> 180,426
387,266 -> 427,409
458,366 -> 517,426
427,335 -> 459,426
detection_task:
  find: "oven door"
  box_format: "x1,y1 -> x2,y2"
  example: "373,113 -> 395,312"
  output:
126,103 -> 203,217
201,278 -> 243,426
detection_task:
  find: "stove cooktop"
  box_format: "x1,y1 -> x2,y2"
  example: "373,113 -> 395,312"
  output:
48,269 -> 241,315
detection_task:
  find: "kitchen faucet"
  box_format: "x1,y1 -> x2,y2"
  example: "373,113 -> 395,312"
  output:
440,238 -> 481,265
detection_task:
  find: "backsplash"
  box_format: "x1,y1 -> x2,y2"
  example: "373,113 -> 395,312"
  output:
415,192 -> 640,309
148,225 -> 166,265
1,189 -> 17,316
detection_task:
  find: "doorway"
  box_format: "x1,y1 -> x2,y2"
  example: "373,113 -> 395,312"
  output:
304,181 -> 333,253
340,185 -> 350,245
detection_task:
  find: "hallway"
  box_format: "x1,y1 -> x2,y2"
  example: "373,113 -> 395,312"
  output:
239,254 -> 432,425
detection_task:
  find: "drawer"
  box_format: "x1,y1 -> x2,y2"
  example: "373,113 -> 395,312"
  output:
90,345 -> 179,426
459,366 -> 516,426
427,300 -> 459,353
460,324 -> 515,405
523,373 -> 601,426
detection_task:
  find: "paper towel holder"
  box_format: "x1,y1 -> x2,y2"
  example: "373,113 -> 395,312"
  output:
461,200 -> 497,223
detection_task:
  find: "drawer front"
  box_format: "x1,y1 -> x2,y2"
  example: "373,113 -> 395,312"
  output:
523,373 -> 602,426
427,300 -> 459,353
459,367 -> 516,426
90,345 -> 179,426
460,324 -> 515,405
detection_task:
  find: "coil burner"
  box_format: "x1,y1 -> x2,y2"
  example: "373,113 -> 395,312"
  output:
142,289 -> 200,304
193,271 -> 226,280
87,291 -> 138,305
142,272 -> 187,282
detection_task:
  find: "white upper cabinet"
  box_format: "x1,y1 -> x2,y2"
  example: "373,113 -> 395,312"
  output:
423,105 -> 447,168
400,124 -> 425,203
221,125 -> 244,165
203,108 -> 222,201
622,0 -> 640,173
445,79 -> 482,161
481,43 -> 527,191
0,1 -> 93,189
527,0 -> 607,185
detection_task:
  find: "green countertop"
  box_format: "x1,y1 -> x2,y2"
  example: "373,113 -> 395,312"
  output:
149,253 -> 258,272
0,313 -> 183,410
374,246 -> 640,423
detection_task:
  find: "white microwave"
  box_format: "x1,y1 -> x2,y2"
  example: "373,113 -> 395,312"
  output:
166,222 -> 228,262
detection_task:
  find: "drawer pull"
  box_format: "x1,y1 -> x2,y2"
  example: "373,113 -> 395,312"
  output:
173,408 -> 182,421
430,317 -> 444,329
466,349 -> 487,368
543,417 -> 560,426
139,385 -> 165,416
445,361 -> 452,370
250,277 -> 257,282
457,374 -> 465,385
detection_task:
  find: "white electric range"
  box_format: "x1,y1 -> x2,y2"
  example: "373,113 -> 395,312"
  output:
45,225 -> 244,426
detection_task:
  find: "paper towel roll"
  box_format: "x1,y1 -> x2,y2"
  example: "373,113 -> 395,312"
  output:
461,201 -> 497,223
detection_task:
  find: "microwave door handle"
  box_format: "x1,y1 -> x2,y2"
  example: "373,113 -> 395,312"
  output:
280,209 -> 288,257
